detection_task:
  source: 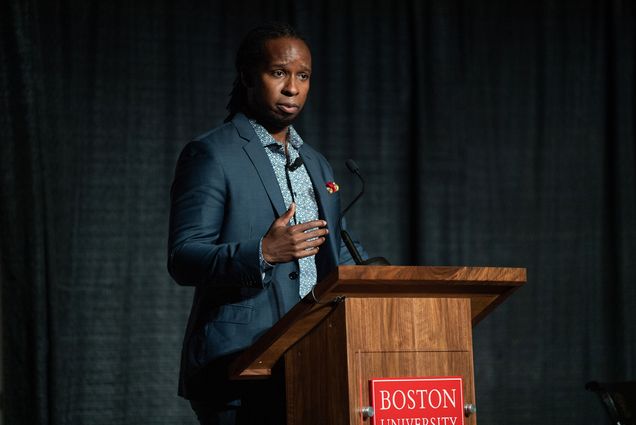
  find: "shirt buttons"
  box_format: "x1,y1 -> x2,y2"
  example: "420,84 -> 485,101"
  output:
289,271 -> 299,280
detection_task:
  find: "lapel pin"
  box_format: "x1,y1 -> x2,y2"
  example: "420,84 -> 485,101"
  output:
325,181 -> 340,194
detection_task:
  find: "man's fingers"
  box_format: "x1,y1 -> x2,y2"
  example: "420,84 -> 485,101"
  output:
292,219 -> 328,233
295,246 -> 320,259
294,236 -> 327,252
288,228 -> 328,246
304,236 -> 326,248
303,228 -> 329,240
265,212 -> 329,263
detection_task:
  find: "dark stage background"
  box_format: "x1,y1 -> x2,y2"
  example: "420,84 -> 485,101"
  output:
1,0 -> 635,424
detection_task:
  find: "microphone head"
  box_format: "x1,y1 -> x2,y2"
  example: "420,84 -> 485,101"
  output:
286,156 -> 304,171
345,159 -> 360,174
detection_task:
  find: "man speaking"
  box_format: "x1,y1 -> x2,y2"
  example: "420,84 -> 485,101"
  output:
167,22 -> 367,424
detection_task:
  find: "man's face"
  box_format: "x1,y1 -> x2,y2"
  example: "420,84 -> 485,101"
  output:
246,37 -> 312,131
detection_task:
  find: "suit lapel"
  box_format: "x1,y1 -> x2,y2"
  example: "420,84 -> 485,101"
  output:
234,115 -> 287,217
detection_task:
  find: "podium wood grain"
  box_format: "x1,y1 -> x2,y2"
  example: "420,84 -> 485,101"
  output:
230,266 -> 525,378
228,266 -> 526,425
284,297 -> 476,425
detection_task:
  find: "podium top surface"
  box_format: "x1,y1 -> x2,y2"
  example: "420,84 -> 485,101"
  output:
229,265 -> 526,379
314,265 -> 525,296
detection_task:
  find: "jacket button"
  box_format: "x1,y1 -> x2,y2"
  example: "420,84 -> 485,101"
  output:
289,271 -> 299,280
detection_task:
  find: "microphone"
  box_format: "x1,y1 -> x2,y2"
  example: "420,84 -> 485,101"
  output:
285,156 -> 304,172
345,158 -> 360,173
339,159 -> 391,266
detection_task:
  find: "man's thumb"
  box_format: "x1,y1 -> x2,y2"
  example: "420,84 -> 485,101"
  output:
280,202 -> 296,223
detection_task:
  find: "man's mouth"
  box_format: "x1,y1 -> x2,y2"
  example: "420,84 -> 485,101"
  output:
277,103 -> 300,114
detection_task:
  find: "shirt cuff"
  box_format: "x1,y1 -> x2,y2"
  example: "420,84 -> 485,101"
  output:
259,237 -> 274,275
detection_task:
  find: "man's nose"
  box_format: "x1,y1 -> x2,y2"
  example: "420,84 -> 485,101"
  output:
282,77 -> 299,96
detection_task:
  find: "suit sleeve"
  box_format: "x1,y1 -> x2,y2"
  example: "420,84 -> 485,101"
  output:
167,140 -> 263,288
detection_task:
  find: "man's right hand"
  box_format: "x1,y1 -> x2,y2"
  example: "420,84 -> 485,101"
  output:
262,203 -> 329,264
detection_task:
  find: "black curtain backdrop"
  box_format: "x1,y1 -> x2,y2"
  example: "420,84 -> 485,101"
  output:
1,0 -> 635,424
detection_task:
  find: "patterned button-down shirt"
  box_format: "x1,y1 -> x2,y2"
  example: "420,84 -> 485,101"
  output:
250,120 -> 319,297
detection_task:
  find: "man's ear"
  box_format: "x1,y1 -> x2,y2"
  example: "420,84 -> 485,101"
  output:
240,71 -> 254,88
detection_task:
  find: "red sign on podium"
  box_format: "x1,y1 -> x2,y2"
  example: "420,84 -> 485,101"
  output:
369,376 -> 464,425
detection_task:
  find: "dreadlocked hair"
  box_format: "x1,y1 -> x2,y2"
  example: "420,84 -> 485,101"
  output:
224,22 -> 308,123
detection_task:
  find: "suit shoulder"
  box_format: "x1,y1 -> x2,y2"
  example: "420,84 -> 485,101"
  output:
180,121 -> 244,157
193,121 -> 238,146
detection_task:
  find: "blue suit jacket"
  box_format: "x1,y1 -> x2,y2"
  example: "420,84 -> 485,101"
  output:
167,113 -> 365,399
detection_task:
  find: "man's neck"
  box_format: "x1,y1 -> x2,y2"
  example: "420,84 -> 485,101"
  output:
269,126 -> 289,144
243,109 -> 289,145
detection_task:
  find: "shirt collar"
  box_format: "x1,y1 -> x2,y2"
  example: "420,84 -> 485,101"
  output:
248,120 -> 304,150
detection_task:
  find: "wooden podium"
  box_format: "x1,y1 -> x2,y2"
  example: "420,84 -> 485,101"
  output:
229,265 -> 526,425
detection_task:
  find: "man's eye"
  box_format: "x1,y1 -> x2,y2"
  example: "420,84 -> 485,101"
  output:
272,70 -> 285,77
298,73 -> 310,81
